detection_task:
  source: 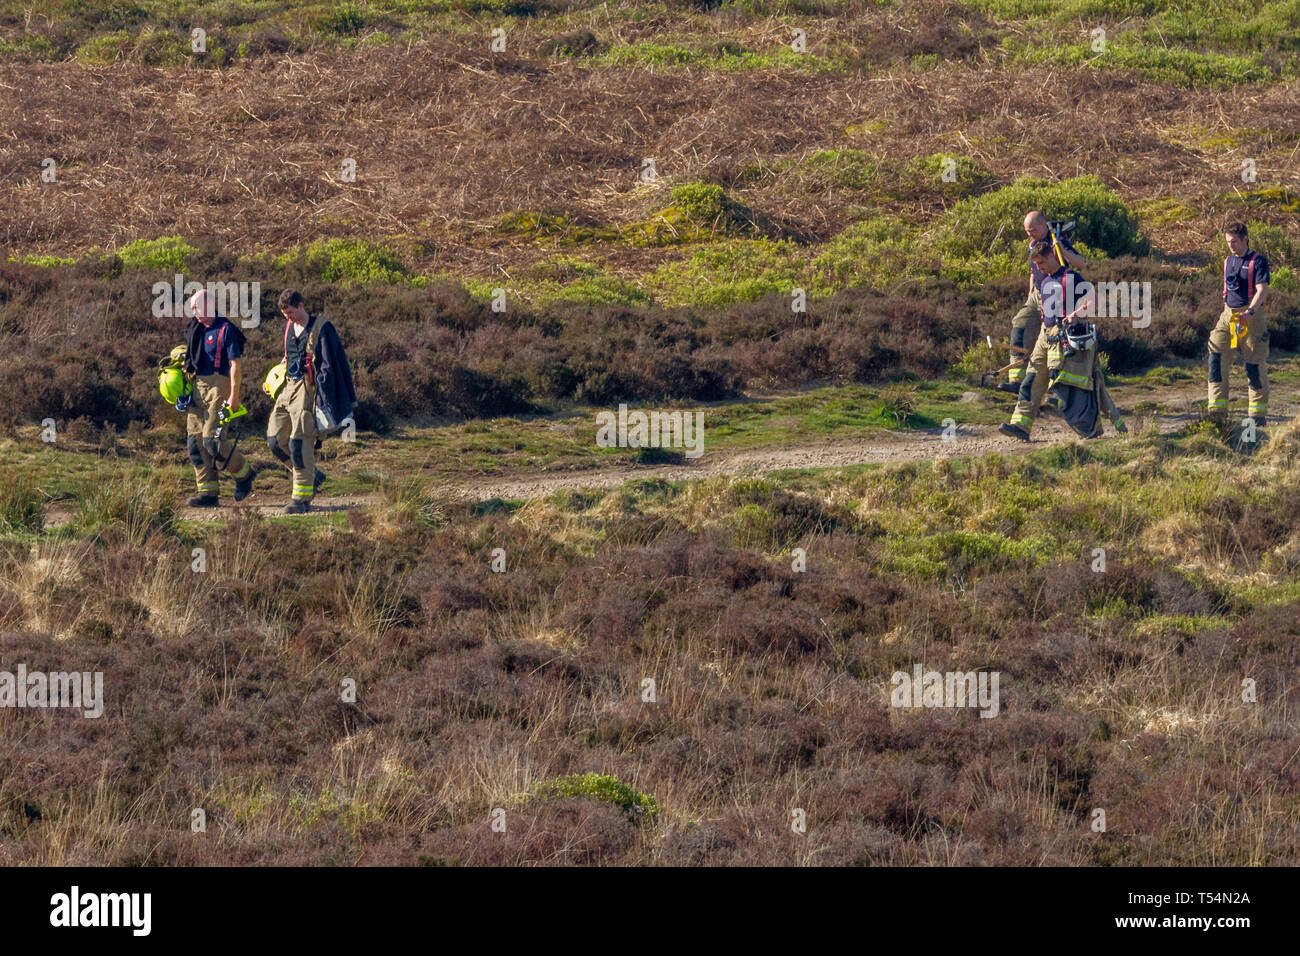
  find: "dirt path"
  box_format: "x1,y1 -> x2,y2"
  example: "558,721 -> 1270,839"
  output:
439,415 -> 1151,502
49,423 -> 1067,526
42,373 -> 1296,526
177,400 -> 1293,519
184,422 -> 1042,520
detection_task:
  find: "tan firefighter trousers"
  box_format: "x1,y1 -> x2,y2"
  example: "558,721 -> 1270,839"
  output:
1009,323 -> 1062,433
267,377 -> 318,502
185,374 -> 250,496
1207,305 -> 1268,421
1008,286 -> 1043,385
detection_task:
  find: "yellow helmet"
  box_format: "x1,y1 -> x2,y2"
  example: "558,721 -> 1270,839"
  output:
263,361 -> 287,399
158,366 -> 193,408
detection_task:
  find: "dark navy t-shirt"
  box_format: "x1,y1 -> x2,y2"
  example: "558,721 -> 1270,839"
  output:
1223,250 -> 1269,309
1029,233 -> 1077,283
194,318 -> 243,376
285,315 -> 316,381
1036,267 -> 1089,328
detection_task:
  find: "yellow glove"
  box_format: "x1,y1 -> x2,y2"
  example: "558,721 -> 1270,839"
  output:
1229,311 -> 1249,349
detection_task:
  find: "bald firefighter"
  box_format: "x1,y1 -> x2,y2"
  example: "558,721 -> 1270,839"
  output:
183,289 -> 255,506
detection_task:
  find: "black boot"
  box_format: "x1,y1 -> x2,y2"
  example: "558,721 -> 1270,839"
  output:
283,499 -> 311,515
314,469 -> 327,492
996,381 -> 1021,395
188,494 -> 220,507
999,422 -> 1031,442
234,467 -> 256,502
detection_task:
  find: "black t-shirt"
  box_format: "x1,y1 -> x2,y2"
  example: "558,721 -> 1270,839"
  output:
1035,266 -> 1089,328
285,316 -> 316,380
1223,250 -> 1269,309
195,317 -> 243,376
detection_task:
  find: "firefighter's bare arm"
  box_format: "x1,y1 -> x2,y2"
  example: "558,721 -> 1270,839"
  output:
1051,234 -> 1085,272
1247,283 -> 1269,313
228,357 -> 242,408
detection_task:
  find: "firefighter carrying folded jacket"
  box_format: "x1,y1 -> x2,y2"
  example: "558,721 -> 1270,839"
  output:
1208,220 -> 1271,427
999,240 -> 1091,442
1001,210 -> 1086,393
183,289 -> 254,507
267,289 -> 356,514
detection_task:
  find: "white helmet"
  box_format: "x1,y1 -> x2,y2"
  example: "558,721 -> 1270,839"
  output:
1065,321 -> 1096,352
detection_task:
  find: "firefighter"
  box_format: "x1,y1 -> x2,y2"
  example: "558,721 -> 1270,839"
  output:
266,289 -> 356,514
999,240 -> 1090,441
1208,221 -> 1271,426
183,289 -> 254,506
1000,210 -> 1086,393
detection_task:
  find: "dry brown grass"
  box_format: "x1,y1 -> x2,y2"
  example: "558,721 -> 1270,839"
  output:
3,44 -> 1298,272
0,474 -> 1295,865
2,7 -> 1299,867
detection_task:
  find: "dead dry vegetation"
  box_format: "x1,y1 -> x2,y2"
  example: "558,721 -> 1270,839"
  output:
2,3 -> 1299,867
2,252 -> 1295,441
2,41 -> 1298,270
1,422 -> 1298,865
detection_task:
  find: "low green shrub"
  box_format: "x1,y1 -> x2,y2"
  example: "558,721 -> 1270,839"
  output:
278,238 -> 411,285
535,773 -> 661,821
933,175 -> 1147,264
117,235 -> 197,272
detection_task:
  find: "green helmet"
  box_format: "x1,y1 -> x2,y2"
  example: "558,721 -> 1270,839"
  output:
158,366 -> 193,407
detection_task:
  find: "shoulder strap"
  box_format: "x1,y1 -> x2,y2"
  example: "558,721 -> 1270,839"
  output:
308,317 -> 325,353
213,321 -> 228,372
282,319 -> 290,363
305,318 -> 326,386
1246,252 -> 1257,300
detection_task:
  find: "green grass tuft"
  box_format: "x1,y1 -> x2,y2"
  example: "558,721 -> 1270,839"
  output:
931,175 -> 1147,284
535,772 -> 661,822
116,235 -> 197,272
279,238 -> 412,285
